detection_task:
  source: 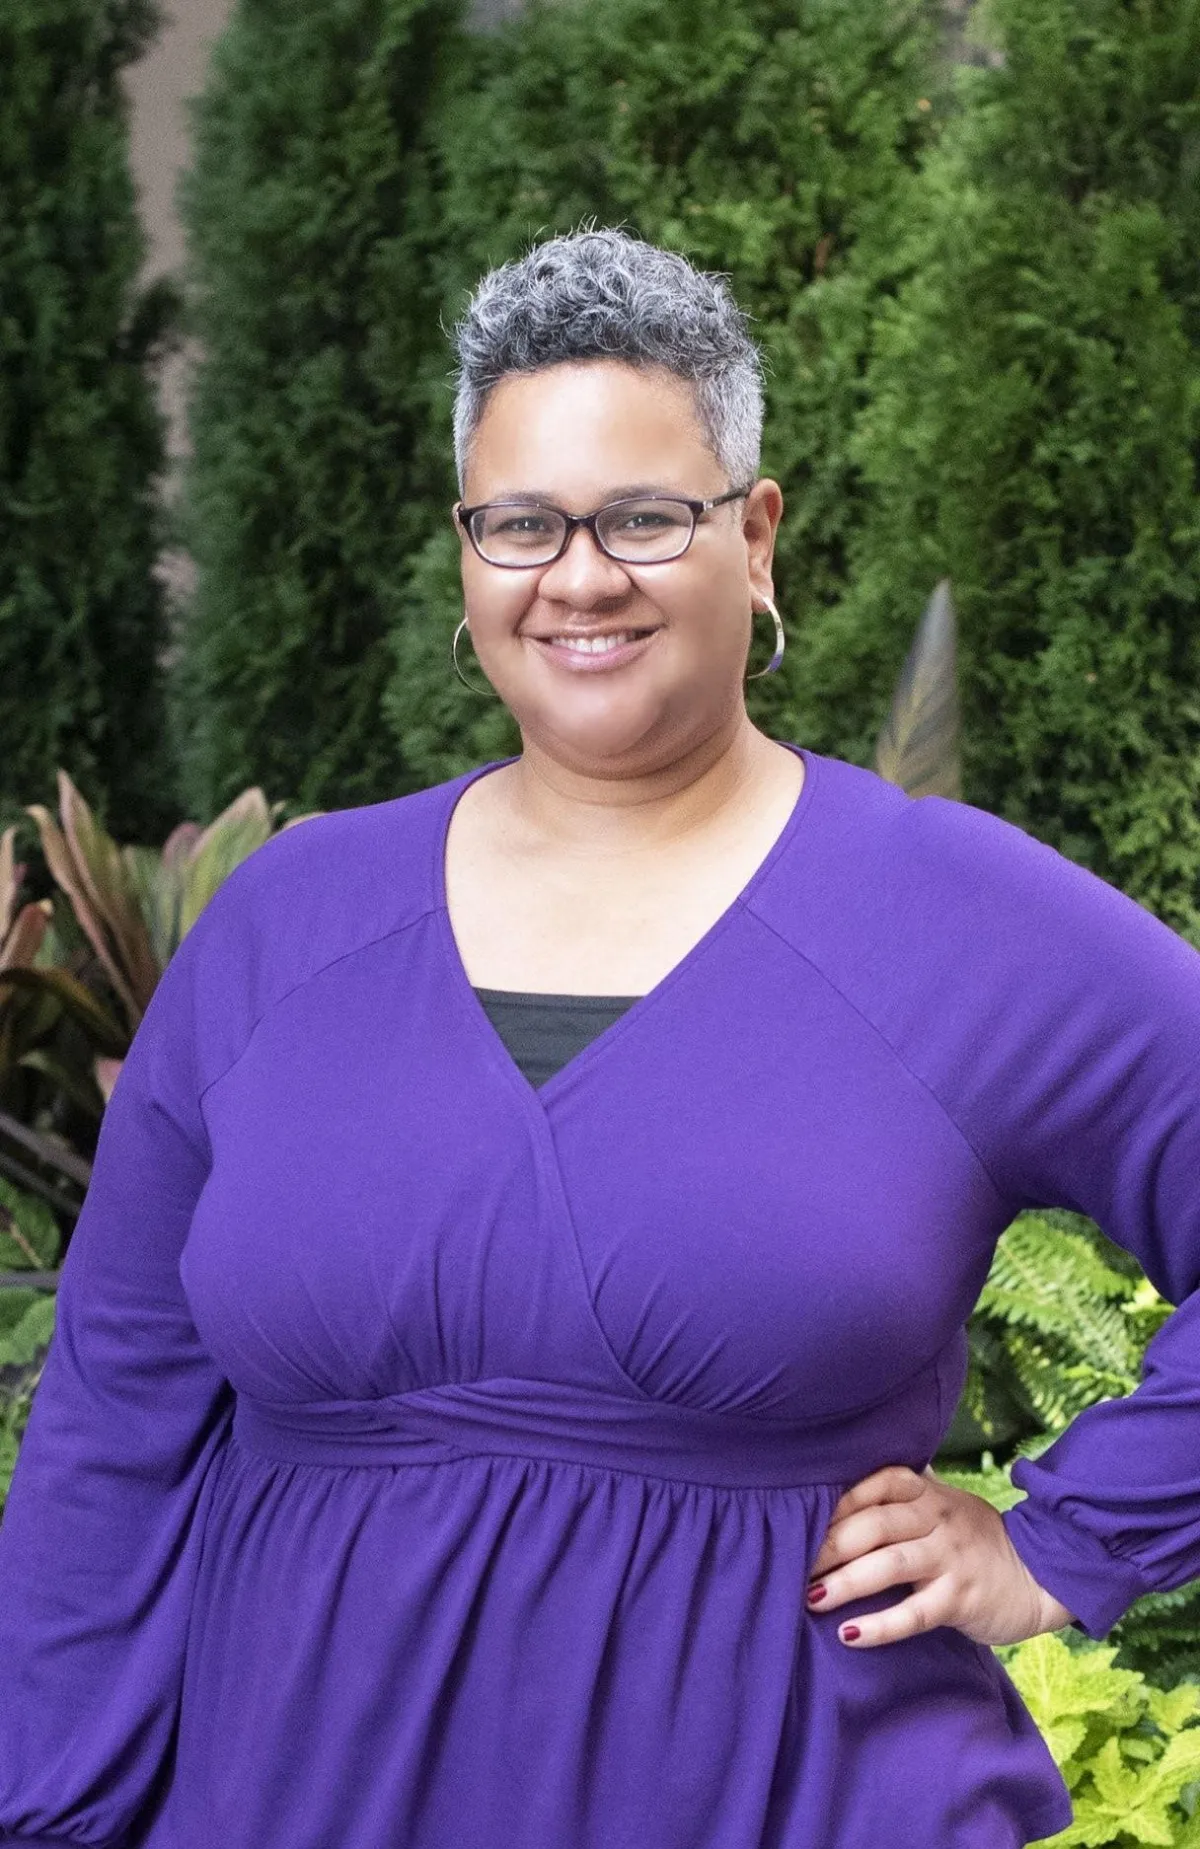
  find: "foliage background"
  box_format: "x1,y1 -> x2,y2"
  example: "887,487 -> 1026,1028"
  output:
173,0 -> 461,820
0,0 -> 178,843
381,0 -> 947,788
171,0 -> 1200,948
5,4 -> 1200,1826
820,0 -> 1200,941
176,0 -> 942,811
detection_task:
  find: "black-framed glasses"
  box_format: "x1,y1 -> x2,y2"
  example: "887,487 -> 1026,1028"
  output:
455,485 -> 753,568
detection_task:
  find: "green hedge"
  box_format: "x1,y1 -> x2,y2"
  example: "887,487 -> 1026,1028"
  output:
175,0 -> 461,820
0,0 -> 177,842
815,0 -> 1200,939
178,0 -> 946,806
178,0 -> 1200,943
383,0 -> 947,785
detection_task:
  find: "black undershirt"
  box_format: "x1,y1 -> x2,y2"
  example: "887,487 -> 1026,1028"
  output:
473,988 -> 643,1089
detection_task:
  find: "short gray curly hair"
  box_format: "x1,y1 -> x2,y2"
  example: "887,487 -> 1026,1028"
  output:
451,227 -> 764,493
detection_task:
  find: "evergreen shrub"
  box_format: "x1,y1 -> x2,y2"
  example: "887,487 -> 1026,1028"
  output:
819,0 -> 1200,939
180,0 -> 1200,950
176,0 -> 461,819
384,0 -> 947,785
178,0 -> 946,805
0,0 -> 177,841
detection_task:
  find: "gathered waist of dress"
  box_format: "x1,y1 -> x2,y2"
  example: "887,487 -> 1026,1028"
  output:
230,1369 -> 951,1489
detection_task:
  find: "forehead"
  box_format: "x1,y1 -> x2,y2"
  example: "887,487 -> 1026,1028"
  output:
464,359 -> 722,504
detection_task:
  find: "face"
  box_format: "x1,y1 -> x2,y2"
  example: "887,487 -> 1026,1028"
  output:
454,360 -> 783,777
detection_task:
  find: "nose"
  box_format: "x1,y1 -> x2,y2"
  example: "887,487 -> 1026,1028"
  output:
536,521 -> 631,604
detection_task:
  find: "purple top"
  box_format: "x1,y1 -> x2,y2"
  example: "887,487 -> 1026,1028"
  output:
4,743 -> 1200,1849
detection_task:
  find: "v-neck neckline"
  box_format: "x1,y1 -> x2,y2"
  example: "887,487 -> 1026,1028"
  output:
434,741 -> 818,1107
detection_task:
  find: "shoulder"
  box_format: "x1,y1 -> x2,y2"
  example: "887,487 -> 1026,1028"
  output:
189,779 -> 452,952
215,781 -> 447,909
894,788 -> 1198,994
147,771 -> 482,1092
790,748 -> 1119,924
756,747 -> 1200,1024
755,754 -> 1200,1222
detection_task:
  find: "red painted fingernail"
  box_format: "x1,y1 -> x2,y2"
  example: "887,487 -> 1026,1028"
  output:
806,1583 -> 827,1604
840,1624 -> 861,1643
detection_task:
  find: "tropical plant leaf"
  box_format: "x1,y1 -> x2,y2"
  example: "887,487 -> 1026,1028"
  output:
0,965 -> 128,1054
1145,1682 -> 1200,1735
983,1215 -> 1134,1313
970,1214 -> 1148,1436
177,787 -> 274,938
122,841 -> 182,973
1076,1733 -> 1176,1842
17,1047 -> 107,1123
1123,1273 -> 1175,1350
0,825 -> 16,942
55,770 -> 158,1021
0,897 -> 52,971
0,1107 -> 91,1189
929,1451 -> 1026,1511
26,799 -> 144,1030
872,579 -> 962,799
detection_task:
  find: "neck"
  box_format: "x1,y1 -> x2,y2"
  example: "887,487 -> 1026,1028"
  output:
496,717 -> 782,861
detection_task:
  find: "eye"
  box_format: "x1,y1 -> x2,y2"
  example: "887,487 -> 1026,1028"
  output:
613,507 -> 676,533
490,511 -> 552,537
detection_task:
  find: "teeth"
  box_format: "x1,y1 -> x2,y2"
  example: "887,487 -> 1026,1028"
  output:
553,632 -> 641,654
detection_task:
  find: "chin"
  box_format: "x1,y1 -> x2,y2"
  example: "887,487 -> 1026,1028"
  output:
506,672 -> 713,766
530,706 -> 668,766
543,702 -> 710,769
552,723 -> 659,761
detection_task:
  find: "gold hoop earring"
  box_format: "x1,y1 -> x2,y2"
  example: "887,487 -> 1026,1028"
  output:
452,617 -> 494,697
746,595 -> 785,679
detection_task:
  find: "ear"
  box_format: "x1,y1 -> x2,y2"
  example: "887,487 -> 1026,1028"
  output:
743,478 -> 784,606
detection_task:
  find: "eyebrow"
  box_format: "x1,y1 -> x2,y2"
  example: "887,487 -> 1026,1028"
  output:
479,483 -> 680,505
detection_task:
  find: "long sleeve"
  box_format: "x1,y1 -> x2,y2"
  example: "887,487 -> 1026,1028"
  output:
0,892 -> 241,1846
899,795 -> 1200,1642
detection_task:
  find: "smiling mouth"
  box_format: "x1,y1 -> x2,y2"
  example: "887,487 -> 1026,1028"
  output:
534,628 -> 659,655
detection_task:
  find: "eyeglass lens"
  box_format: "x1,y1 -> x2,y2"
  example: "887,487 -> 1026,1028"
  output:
470,499 -> 695,565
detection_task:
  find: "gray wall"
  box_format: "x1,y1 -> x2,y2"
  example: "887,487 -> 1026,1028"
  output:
122,0 -> 527,482
123,0 -> 233,603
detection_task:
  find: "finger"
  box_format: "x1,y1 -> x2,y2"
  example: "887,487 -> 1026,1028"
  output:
835,1586 -> 950,1649
809,1497 -> 937,1580
807,1535 -> 936,1612
826,1466 -> 928,1523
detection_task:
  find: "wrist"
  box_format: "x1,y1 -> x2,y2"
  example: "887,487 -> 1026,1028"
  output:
1035,1586 -> 1076,1634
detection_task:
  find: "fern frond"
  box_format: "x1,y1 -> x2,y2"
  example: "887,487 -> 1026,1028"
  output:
981,1215 -> 1141,1374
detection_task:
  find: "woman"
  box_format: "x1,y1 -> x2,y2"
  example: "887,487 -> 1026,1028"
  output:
3,227 -> 1200,1849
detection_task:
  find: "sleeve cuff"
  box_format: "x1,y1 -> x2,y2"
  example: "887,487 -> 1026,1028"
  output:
1001,1499 -> 1152,1640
